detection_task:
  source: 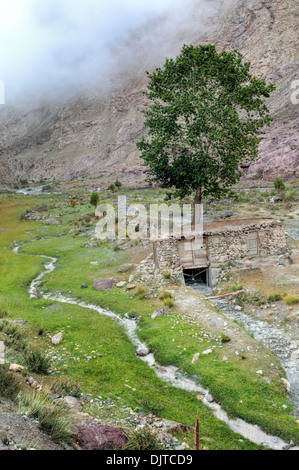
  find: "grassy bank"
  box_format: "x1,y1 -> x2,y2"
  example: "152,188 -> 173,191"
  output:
0,190 -> 298,448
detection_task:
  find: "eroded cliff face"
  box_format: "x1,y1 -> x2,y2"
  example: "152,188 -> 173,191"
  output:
0,0 -> 298,186
201,0 -> 299,181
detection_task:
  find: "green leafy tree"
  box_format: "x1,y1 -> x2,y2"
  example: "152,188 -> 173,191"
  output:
90,192 -> 100,207
137,44 -> 275,207
274,177 -> 285,192
115,180 -> 122,189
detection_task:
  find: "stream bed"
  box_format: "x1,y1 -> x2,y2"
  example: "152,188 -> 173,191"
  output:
13,243 -> 299,450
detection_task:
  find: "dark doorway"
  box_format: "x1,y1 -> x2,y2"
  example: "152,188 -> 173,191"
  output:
183,268 -> 208,286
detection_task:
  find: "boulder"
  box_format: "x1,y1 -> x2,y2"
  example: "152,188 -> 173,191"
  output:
202,349 -> 213,355
118,264 -> 134,273
222,211 -> 234,219
126,284 -> 137,291
281,378 -> 291,394
9,364 -> 24,373
136,348 -> 150,357
278,254 -> 294,266
44,217 -> 62,226
51,333 -> 64,345
206,394 -> 214,404
116,282 -> 126,288
76,424 -> 128,451
93,279 -> 116,291
151,307 -> 170,319
30,288 -> 43,299
60,396 -> 82,413
84,240 -> 99,248
269,196 -> 283,203
192,353 -> 200,364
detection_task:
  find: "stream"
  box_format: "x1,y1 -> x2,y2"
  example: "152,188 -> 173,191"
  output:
12,243 -> 298,450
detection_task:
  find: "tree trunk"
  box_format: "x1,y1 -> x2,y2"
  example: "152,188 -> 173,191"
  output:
192,185 -> 202,228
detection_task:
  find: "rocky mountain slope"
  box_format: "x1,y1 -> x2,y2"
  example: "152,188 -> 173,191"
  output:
0,0 -> 298,187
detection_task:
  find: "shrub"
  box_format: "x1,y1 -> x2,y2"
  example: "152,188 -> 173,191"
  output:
134,287 -> 147,300
267,294 -> 283,303
108,184 -> 116,191
0,366 -> 21,400
125,427 -> 164,451
70,199 -> 77,208
17,391 -> 72,442
230,283 -> 243,292
162,270 -> 172,280
50,378 -> 82,398
115,180 -> 122,188
284,295 -> 299,306
158,291 -> 173,301
274,178 -> 285,192
164,298 -> 174,308
90,192 -> 100,207
25,349 -> 51,374
284,189 -> 297,202
220,334 -> 231,344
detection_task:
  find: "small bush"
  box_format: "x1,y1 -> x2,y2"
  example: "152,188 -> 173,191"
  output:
115,180 -> 122,188
90,192 -> 100,207
108,184 -> 116,191
125,427 -> 164,450
50,378 -> 82,398
0,366 -> 20,400
230,283 -> 243,292
17,391 -> 72,442
70,199 -> 77,208
274,178 -> 285,192
25,349 -> 51,374
164,298 -> 174,308
134,287 -> 147,300
284,190 -> 297,202
220,334 -> 231,344
162,270 -> 172,280
267,294 -> 283,303
284,295 -> 299,306
158,291 -> 173,301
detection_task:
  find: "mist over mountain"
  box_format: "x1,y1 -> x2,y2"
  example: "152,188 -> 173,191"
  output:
0,0 -> 298,187
0,0 -> 225,106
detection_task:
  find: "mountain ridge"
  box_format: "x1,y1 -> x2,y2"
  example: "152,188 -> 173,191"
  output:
0,0 -> 298,187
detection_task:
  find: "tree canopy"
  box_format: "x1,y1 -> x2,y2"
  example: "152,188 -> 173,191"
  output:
137,44 -> 275,205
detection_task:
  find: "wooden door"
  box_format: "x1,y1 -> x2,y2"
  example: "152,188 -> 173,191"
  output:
248,231 -> 259,256
178,238 -> 208,268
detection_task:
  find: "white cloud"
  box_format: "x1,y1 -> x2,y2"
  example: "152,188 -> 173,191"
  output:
0,0 -> 228,105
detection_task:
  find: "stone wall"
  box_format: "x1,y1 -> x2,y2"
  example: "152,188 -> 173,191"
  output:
152,221 -> 288,278
153,239 -> 183,281
206,221 -> 288,268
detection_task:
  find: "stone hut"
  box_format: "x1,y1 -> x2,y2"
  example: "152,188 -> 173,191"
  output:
153,218 -> 288,287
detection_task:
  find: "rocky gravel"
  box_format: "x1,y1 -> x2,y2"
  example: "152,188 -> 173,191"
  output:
212,297 -> 299,417
0,411 -> 64,451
